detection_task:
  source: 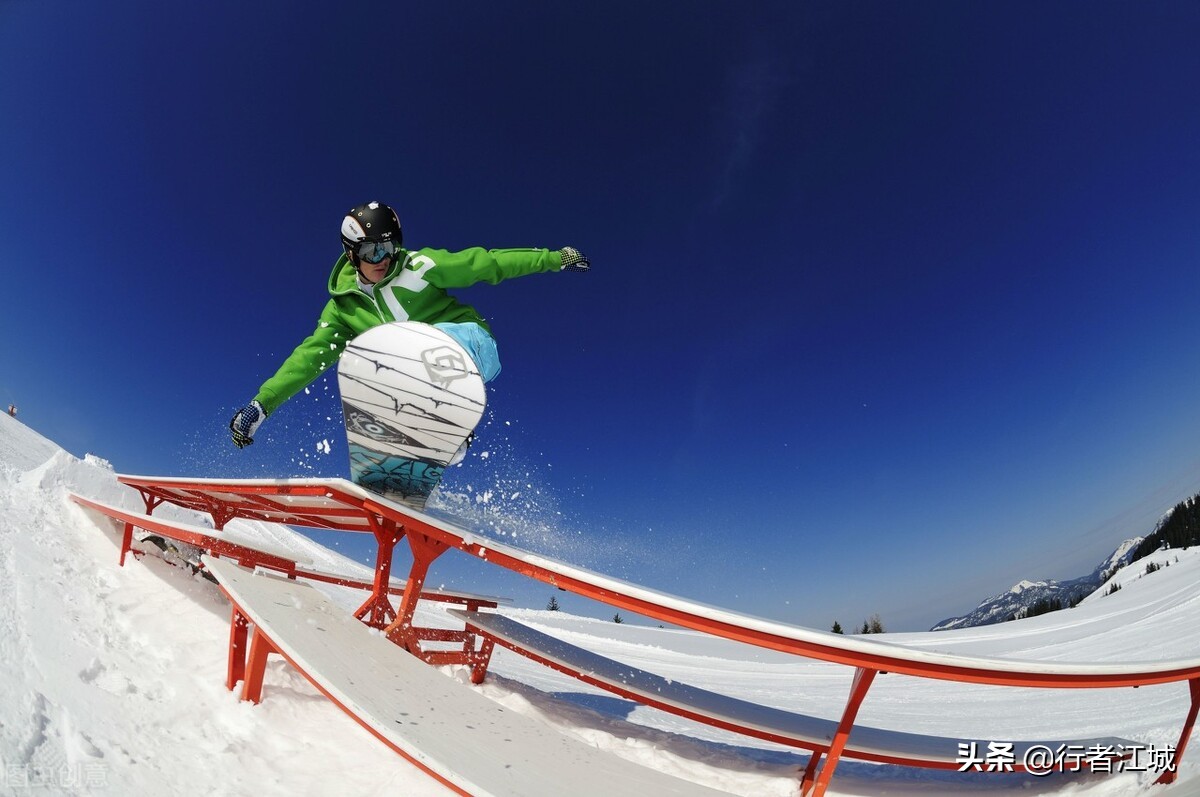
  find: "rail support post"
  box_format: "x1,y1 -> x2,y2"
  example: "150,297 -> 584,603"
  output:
118,521 -> 135,567
136,490 -> 165,517
226,606 -> 250,691
469,636 -> 496,685
806,666 -> 878,797
383,532 -> 449,652
240,625 -> 279,705
1156,676 -> 1200,785
353,515 -> 405,628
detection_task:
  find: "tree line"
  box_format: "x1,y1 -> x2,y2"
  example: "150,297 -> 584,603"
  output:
1131,494 -> 1200,562
831,613 -> 885,634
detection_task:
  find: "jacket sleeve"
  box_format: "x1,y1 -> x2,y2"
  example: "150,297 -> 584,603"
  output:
418,247 -> 563,289
253,300 -> 353,415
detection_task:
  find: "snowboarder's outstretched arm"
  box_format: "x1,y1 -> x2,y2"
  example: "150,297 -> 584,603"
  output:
414,246 -> 590,288
228,304 -> 354,448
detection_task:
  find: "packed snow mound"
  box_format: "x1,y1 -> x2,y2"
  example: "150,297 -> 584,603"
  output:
0,425 -> 459,796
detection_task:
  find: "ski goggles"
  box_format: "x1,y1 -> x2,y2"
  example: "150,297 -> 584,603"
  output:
356,239 -> 397,264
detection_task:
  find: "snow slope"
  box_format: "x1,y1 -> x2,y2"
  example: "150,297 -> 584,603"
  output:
2,410 -> 1200,796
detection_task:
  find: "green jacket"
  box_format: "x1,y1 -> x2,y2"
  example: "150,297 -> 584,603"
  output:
253,246 -> 564,414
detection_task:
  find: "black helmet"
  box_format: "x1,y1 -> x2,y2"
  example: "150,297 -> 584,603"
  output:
340,201 -> 402,260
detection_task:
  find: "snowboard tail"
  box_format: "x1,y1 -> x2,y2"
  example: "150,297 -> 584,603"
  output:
346,444 -> 445,503
337,322 -> 486,510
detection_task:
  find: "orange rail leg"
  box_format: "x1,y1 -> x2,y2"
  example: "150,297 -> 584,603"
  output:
383,532 -> 449,652
119,521 -> 135,567
240,625 -> 279,705
1157,676 -> 1200,784
118,491 -> 164,567
353,515 -> 404,628
227,607 -> 250,691
808,667 -> 878,797
137,491 -> 165,517
470,637 -> 496,685
800,751 -> 822,796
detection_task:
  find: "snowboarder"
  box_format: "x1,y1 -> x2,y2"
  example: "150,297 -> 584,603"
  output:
229,201 -> 589,448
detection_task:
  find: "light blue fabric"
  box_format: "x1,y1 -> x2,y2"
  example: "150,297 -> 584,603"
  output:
434,321 -> 502,383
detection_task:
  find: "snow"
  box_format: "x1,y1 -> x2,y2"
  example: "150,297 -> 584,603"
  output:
2,410 -> 1200,796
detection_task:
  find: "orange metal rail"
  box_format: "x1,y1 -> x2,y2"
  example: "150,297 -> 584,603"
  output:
106,474 -> 1200,795
70,493 -> 499,637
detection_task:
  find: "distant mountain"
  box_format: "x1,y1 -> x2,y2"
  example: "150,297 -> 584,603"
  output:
930,538 -> 1142,631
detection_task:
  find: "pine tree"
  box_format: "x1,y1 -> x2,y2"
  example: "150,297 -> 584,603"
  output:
613,613 -> 624,624
547,596 -> 560,611
1025,597 -> 1063,619
832,621 -> 843,634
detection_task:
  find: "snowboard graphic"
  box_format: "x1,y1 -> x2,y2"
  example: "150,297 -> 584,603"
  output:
337,322 -> 486,510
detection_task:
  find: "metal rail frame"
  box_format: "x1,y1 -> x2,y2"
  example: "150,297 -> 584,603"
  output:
92,476 -> 1200,794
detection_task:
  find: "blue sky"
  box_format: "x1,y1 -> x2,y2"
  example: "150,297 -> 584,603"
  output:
3,1 -> 1200,631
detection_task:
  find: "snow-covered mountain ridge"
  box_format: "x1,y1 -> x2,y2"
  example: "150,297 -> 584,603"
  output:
931,536 -> 1145,631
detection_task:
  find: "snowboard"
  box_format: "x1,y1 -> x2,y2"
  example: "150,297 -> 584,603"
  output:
337,322 -> 487,510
